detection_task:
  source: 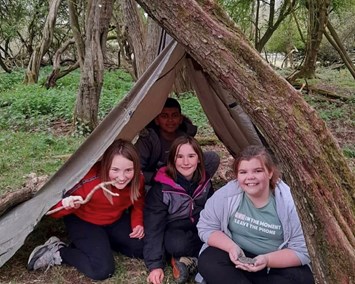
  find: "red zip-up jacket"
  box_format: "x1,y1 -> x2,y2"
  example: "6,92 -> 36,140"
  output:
50,163 -> 145,229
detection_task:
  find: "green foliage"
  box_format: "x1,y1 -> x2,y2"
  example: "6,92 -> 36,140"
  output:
172,92 -> 213,136
99,70 -> 133,119
331,0 -> 355,14
217,0 -> 254,33
304,94 -> 346,121
0,130 -> 84,193
0,82 -> 75,131
0,0 -> 27,38
0,68 -> 133,132
343,146 -> 355,158
0,68 -> 24,92
266,15 -> 305,53
0,68 -> 133,193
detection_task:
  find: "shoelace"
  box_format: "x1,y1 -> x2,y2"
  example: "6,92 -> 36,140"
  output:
179,257 -> 197,272
44,243 -> 65,272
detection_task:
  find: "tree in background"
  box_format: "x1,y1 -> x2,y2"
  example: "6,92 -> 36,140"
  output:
218,0 -> 298,52
288,0 -> 330,81
120,0 -> 160,79
0,0 -> 37,72
265,13 -> 306,68
73,0 -> 114,131
136,0 -> 354,283
24,0 -> 62,84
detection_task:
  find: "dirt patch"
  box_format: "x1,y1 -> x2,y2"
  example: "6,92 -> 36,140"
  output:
50,118 -> 74,136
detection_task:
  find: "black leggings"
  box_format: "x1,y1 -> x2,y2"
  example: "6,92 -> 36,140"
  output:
59,212 -> 143,280
198,247 -> 314,284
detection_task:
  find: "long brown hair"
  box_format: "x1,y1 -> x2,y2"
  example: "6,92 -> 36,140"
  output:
233,145 -> 281,191
166,136 -> 205,181
100,139 -> 141,202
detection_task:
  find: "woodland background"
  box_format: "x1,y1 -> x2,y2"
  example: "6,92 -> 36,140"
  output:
0,0 -> 354,283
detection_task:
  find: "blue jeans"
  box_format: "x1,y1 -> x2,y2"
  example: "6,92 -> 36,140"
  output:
59,211 -> 143,280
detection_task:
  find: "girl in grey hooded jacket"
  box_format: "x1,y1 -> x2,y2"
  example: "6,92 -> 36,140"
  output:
196,145 -> 314,284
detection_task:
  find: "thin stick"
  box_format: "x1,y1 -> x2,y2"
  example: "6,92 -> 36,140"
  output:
46,180 -> 120,215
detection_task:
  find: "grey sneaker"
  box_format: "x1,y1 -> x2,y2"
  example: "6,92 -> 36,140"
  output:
27,236 -> 66,271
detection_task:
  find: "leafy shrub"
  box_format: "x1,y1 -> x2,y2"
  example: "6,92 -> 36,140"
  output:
0,69 -> 24,92
0,68 -> 133,131
0,83 -> 74,131
99,70 -> 133,119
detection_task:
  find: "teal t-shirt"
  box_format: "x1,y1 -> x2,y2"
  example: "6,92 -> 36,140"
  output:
228,192 -> 283,255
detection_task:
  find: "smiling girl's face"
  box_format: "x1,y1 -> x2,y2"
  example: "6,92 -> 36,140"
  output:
109,154 -> 134,189
174,143 -> 199,181
236,157 -> 273,202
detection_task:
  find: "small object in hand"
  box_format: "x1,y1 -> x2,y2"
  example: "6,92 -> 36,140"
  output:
238,256 -> 256,265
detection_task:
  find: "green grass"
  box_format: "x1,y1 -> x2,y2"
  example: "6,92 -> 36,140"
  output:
0,68 -> 133,132
0,68 -> 134,195
0,130 -> 84,193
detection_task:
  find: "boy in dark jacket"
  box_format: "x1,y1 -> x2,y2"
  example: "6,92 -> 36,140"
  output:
135,97 -> 220,189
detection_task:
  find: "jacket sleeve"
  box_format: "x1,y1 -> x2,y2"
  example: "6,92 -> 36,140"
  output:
276,180 -> 310,266
197,188 -> 226,243
130,174 -> 145,229
49,185 -> 86,219
135,132 -> 157,184
143,184 -> 168,271
287,207 -> 310,265
286,196 -> 311,265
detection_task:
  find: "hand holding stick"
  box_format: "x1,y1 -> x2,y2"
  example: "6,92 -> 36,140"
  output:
46,180 -> 120,215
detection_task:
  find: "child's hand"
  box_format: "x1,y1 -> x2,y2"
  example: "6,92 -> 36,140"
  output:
62,196 -> 83,209
147,268 -> 164,284
129,225 -> 145,239
235,254 -> 268,272
228,245 -> 245,265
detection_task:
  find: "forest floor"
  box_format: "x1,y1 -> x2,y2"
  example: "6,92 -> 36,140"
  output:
0,81 -> 354,284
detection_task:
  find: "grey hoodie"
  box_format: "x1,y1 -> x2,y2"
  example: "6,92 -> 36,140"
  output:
197,179 -> 311,266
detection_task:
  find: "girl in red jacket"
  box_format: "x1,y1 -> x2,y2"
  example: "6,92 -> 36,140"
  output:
27,139 -> 145,280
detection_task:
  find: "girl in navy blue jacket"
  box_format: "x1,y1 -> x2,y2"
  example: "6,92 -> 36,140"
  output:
144,136 -> 214,284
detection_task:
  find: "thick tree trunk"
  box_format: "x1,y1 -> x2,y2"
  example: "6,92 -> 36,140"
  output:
122,0 -> 160,78
119,0 -> 187,91
74,0 -> 113,131
288,0 -> 330,81
24,0 -> 62,84
136,1 -> 355,283
122,0 -> 146,78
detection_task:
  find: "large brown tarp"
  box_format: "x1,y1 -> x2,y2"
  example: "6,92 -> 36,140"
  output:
0,41 -> 261,267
